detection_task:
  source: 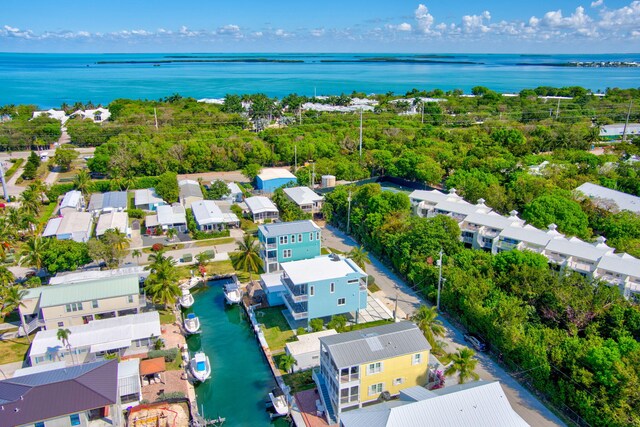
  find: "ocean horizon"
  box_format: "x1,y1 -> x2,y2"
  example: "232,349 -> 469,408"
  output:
1,52 -> 639,108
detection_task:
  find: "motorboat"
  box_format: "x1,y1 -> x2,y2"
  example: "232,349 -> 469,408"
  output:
190,351 -> 211,382
184,313 -> 201,334
267,387 -> 289,417
223,281 -> 242,305
179,288 -> 194,308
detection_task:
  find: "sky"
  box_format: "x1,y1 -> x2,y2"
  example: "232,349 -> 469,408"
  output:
1,0 -> 639,53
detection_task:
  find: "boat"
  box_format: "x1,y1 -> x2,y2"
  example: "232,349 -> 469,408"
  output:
267,387 -> 289,417
190,351 -> 211,382
184,313 -> 201,334
223,280 -> 242,305
179,288 -> 194,308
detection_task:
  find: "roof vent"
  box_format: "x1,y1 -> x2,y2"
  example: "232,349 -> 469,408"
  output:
509,210 -> 519,218
448,188 -> 457,195
329,253 -> 340,262
477,198 -> 486,205
548,223 -> 557,231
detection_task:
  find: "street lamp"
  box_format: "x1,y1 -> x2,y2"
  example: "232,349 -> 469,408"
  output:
436,249 -> 444,311
346,190 -> 352,235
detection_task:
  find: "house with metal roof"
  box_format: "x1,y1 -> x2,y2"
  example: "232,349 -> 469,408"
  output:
19,274 -> 144,335
226,181 -> 244,202
95,211 -> 130,237
191,200 -> 240,231
599,123 -> 640,141
314,321 -> 431,424
58,190 -> 85,215
258,220 -> 322,273
134,188 -> 166,211
49,266 -> 149,285
256,168 -> 297,193
575,182 -> 640,214
87,191 -> 128,215
178,179 -> 204,209
285,329 -> 337,372
0,359 -> 119,427
145,203 -> 187,233
340,381 -> 528,427
118,359 -> 142,406
245,196 -> 279,223
459,210 -> 524,250
278,254 -> 367,327
42,211 -> 94,243
283,186 -> 324,214
28,311 -> 160,367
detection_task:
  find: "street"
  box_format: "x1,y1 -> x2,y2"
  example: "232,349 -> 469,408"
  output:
321,224 -> 566,427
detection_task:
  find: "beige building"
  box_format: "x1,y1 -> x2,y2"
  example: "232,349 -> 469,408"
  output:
19,274 -> 144,335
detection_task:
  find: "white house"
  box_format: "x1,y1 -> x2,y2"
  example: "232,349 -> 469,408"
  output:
178,179 -> 204,209
245,196 -> 279,223
28,311 -> 161,366
283,186 -> 324,214
145,203 -> 187,233
71,107 -> 111,123
226,182 -> 244,202
191,200 -> 240,231
95,211 -> 130,237
87,191 -> 128,216
575,182 -> 640,214
32,109 -> 69,124
285,329 -> 338,372
42,211 -> 93,243
58,190 -> 85,215
134,188 -> 166,211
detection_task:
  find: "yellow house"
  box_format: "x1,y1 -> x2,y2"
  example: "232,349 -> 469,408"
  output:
314,321 -> 431,424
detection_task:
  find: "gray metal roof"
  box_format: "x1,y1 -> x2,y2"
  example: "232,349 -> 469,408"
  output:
179,179 -> 204,199
576,182 -> 640,214
88,191 -> 128,212
320,321 -> 430,368
258,220 -> 320,237
0,360 -> 118,426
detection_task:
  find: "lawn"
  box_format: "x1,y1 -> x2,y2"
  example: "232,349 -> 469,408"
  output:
255,307 -> 295,352
0,336 -> 30,364
4,158 -> 24,180
327,247 -> 345,255
193,237 -> 235,247
281,369 -> 315,394
158,309 -> 176,325
37,202 -> 58,227
320,247 -> 331,255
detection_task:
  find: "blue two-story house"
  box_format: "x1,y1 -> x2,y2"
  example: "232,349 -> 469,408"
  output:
280,254 -> 368,327
258,220 -> 322,274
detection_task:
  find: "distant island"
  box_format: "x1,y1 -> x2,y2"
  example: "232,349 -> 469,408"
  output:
518,61 -> 640,68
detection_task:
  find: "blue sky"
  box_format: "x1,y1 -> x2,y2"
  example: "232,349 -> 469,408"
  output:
1,1 -> 639,53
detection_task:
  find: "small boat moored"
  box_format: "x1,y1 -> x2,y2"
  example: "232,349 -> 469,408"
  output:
267,387 -> 289,418
184,312 -> 201,334
179,288 -> 195,308
223,279 -> 242,305
190,351 -> 211,382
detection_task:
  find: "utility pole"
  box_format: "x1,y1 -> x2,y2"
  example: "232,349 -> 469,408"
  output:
346,190 -> 352,235
0,161 -> 8,202
154,108 -> 158,130
622,100 -> 633,142
555,99 -> 560,120
359,108 -> 363,158
312,162 -> 315,189
421,102 -> 424,124
299,108 -> 302,125
436,249 -> 443,311
294,145 -> 297,172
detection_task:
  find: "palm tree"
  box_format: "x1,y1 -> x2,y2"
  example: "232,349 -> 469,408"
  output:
231,234 -> 263,284
0,219 -> 15,260
19,189 -> 40,217
56,328 -> 77,365
347,246 -> 371,271
27,179 -> 47,204
104,228 -> 130,251
73,169 -> 92,196
166,227 -> 178,243
131,249 -> 142,264
412,305 -> 446,351
144,252 -> 180,309
278,354 -> 297,374
2,285 -> 30,343
0,266 -> 16,288
444,347 -> 480,384
19,235 -> 50,273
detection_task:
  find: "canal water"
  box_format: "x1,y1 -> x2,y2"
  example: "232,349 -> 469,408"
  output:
185,279 -> 288,426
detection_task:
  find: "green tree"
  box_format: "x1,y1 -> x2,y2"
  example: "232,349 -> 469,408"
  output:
56,328 -> 77,365
1,285 -> 29,342
522,194 -> 590,239
72,169 -> 92,196
0,265 -> 15,288
347,246 -> 371,272
230,234 -> 263,283
444,347 -> 480,384
326,315 -> 347,332
412,305 -> 446,353
207,180 -> 231,200
278,354 -> 297,374
155,171 -> 179,203
166,227 -> 178,243
19,235 -> 50,272
309,318 -> 324,332
21,151 -> 41,180
242,163 -> 262,183
41,239 -> 91,274
53,146 -> 77,172
131,249 -> 142,264
144,251 -> 180,309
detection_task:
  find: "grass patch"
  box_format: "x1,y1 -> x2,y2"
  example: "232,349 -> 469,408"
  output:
327,247 -> 345,255
158,309 -> 176,325
320,247 -> 331,255
349,318 -> 394,332
368,282 -> 381,293
0,336 -> 30,364
165,357 -> 183,371
38,202 -> 58,227
193,237 -> 235,247
281,369 -> 315,394
142,243 -> 185,254
4,158 -> 24,180
255,307 -> 295,352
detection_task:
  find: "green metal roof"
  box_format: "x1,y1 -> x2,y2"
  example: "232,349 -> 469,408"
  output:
24,275 -> 140,307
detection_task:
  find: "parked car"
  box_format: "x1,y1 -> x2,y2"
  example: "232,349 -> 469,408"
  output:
463,333 -> 487,352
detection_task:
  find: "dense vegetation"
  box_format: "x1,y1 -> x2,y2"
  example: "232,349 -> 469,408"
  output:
325,183 -> 640,427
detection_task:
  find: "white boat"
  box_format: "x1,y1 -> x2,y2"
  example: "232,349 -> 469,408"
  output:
268,387 -> 289,417
224,281 -> 242,305
179,288 -> 194,308
190,351 -> 211,382
184,313 -> 201,334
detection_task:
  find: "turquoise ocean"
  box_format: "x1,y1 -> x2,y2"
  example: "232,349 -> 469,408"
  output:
1,52 -> 639,108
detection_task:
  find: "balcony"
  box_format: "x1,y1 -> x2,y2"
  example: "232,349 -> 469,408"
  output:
23,317 -> 45,334
283,293 -> 308,320
497,240 -> 519,251
283,277 -> 308,302
265,242 -> 277,250
359,279 -> 367,291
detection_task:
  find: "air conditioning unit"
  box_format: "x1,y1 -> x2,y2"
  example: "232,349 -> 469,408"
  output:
379,391 -> 391,401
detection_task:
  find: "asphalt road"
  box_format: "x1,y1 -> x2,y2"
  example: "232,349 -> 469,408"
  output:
321,225 -> 566,427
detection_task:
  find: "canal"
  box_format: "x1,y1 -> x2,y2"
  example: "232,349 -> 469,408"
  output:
185,278 -> 289,426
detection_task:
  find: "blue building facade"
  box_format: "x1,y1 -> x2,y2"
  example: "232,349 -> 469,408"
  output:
258,221 -> 322,273
255,168 -> 297,193
280,255 -> 368,326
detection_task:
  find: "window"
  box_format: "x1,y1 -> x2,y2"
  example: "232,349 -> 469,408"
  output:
310,286 -> 314,296
35,423 -> 45,427
58,322 -> 64,327
348,279 -> 358,284
412,353 -> 422,365
65,302 -> 82,312
283,249 -> 292,258
298,234 -> 302,243
92,300 -> 99,309
316,232 -> 320,240
128,295 -> 134,303
279,235 -> 288,244
368,362 -> 382,374
70,414 -> 81,426
368,383 -> 384,396
393,377 -> 405,386
337,297 -> 346,306
330,282 -> 335,293
309,232 -> 314,241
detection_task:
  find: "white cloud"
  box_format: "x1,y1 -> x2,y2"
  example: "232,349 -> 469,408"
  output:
415,4 -> 435,34
461,11 -> 491,33
591,0 -> 604,7
218,24 -> 240,34
538,7 -> 592,29
310,28 -> 325,37
599,1 -> 640,28
386,22 -> 412,32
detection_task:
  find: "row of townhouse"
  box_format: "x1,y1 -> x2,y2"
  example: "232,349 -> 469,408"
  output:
410,188 -> 640,299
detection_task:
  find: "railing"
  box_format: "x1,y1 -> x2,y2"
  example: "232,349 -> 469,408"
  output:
266,242 -> 277,249
24,317 -> 44,334
312,368 -> 337,425
283,277 -> 308,302
283,293 -> 308,320
359,279 -> 367,291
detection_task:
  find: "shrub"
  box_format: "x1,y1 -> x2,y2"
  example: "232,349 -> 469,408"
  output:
128,208 -> 144,219
309,318 -> 324,332
147,348 -> 179,362
327,315 -> 347,332
296,327 -> 307,336
151,243 -> 164,252
155,391 -> 185,402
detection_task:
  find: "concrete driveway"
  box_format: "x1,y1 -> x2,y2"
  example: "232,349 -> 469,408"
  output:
321,225 -> 565,427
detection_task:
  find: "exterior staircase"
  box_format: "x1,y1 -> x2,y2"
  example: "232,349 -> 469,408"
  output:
313,369 -> 338,425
